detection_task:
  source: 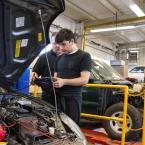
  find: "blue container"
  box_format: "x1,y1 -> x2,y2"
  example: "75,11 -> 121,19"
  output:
15,68 -> 30,94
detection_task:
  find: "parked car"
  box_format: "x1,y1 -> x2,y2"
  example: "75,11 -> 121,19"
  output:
0,0 -> 87,145
128,66 -> 145,82
81,59 -> 143,141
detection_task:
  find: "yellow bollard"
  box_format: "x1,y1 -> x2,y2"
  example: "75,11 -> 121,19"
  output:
142,91 -> 145,144
0,142 -> 8,145
121,86 -> 128,145
34,85 -> 38,97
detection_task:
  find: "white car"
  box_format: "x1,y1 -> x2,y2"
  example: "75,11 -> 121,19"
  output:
128,66 -> 145,82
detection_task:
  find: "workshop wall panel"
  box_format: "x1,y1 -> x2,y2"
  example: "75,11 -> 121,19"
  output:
85,43 -> 115,63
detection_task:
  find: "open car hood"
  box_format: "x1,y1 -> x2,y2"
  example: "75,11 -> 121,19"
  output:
0,0 -> 65,88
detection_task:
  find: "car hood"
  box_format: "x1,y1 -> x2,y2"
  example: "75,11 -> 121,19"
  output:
112,79 -> 132,86
0,0 -> 65,88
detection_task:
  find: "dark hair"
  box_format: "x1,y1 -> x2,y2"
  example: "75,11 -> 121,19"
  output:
55,28 -> 76,43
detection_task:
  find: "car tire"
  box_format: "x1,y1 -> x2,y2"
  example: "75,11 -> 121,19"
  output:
103,103 -> 142,141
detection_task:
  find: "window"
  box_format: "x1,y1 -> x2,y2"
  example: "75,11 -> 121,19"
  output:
130,67 -> 145,73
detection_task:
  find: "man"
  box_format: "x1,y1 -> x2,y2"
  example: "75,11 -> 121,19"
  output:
53,28 -> 91,124
30,32 -> 62,104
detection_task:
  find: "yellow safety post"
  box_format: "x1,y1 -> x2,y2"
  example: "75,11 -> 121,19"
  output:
81,84 -> 128,145
82,29 -> 86,51
34,85 -> 38,97
142,91 -> 145,144
0,142 -> 8,145
121,85 -> 128,145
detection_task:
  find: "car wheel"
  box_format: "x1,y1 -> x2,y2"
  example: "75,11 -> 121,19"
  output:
103,103 -> 142,141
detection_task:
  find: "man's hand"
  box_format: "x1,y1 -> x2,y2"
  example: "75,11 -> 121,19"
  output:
30,72 -> 39,85
53,71 -> 90,87
53,77 -> 65,88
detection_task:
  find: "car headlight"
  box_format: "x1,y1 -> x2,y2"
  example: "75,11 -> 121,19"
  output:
60,113 -> 87,145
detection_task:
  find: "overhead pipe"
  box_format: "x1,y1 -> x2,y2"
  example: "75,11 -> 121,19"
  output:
85,16 -> 145,31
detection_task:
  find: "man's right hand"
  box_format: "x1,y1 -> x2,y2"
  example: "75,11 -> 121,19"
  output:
53,77 -> 66,88
30,72 -> 39,85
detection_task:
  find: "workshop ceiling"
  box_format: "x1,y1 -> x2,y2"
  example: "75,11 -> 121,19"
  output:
63,0 -> 145,46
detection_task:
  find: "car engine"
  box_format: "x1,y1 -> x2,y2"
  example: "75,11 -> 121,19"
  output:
0,88 -> 86,145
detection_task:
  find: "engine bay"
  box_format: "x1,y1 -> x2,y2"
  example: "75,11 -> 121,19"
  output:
0,88 -> 86,145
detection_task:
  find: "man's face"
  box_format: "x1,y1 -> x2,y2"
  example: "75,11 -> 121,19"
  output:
51,36 -> 62,56
52,43 -> 62,56
56,40 -> 73,54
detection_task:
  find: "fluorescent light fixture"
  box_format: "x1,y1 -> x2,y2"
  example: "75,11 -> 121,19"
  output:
127,53 -> 129,59
90,26 -> 135,33
129,4 -> 145,17
130,50 -> 139,53
128,48 -> 139,51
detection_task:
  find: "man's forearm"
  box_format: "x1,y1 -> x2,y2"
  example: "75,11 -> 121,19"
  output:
63,77 -> 88,86
53,71 -> 90,88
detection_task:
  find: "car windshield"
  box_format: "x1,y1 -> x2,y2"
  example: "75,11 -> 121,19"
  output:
129,67 -> 145,73
92,59 -> 123,80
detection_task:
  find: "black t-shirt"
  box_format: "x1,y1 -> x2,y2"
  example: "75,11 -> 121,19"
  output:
33,50 -> 57,77
55,49 -> 91,96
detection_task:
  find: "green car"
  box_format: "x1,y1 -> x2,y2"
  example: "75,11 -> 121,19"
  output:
81,59 -> 142,141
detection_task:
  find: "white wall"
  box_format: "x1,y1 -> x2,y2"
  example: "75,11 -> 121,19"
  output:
85,43 -> 115,61
87,37 -> 117,51
138,48 -> 145,66
50,15 -> 76,33
84,37 -> 116,62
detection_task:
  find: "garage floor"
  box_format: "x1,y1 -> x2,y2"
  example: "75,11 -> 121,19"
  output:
80,119 -> 141,145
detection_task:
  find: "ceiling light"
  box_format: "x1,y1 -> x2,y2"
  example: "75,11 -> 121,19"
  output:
129,4 -> 145,17
130,50 -> 139,53
128,48 -> 140,51
90,26 -> 135,33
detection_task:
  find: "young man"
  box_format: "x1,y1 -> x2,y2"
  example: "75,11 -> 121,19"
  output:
54,28 -> 91,124
30,32 -> 62,104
